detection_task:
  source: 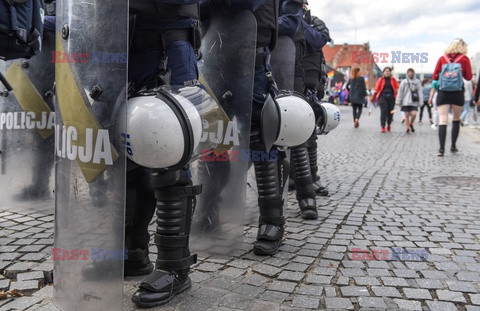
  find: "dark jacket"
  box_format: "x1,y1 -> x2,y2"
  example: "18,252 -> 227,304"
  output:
347,77 -> 367,104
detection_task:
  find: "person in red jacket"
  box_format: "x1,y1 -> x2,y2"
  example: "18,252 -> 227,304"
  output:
372,67 -> 400,133
432,38 -> 472,156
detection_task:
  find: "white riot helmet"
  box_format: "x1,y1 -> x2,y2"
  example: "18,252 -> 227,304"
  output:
118,86 -> 222,169
260,91 -> 316,149
316,102 -> 340,134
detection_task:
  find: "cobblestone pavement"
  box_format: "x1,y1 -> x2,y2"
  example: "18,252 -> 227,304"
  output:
2,106 -> 480,310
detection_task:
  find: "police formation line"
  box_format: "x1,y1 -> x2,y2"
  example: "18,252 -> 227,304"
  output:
0,0 -> 340,309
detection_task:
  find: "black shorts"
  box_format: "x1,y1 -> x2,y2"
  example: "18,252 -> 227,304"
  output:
437,90 -> 464,106
401,106 -> 418,112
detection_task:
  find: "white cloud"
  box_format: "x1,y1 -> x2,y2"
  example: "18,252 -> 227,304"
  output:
308,0 -> 480,74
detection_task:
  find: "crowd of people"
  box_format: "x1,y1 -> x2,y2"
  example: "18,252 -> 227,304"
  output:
342,39 -> 478,157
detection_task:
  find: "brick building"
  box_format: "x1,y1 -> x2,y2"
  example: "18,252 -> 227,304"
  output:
323,43 -> 381,89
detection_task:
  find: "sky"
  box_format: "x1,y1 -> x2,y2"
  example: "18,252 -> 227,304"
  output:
308,0 -> 480,76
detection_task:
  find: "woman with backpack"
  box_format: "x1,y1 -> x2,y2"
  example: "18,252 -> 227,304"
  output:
432,38 -> 473,156
372,67 -> 399,133
396,68 -> 423,133
346,68 -> 367,128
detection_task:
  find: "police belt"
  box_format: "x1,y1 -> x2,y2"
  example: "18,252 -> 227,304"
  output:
131,28 -> 198,52
256,46 -> 271,67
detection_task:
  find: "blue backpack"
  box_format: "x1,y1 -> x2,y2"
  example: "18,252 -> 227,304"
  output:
0,0 -> 45,61
439,54 -> 464,92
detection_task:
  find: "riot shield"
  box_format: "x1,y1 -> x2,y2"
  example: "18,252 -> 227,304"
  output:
191,10 -> 257,256
270,36 -> 295,91
0,29 -> 56,215
53,1 -> 127,310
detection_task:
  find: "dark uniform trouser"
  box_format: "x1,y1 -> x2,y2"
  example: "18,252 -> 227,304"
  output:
126,40 -> 199,272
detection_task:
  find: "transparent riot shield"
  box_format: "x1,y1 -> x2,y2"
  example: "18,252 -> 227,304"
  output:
191,10 -> 257,256
0,29 -> 56,215
270,36 -> 295,91
53,1 -> 127,310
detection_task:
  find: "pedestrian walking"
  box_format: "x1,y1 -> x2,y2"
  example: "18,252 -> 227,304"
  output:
432,38 -> 473,156
396,68 -> 422,133
460,79 -> 473,125
419,78 -> 433,124
346,68 -> 367,128
372,67 -> 399,133
428,80 -> 440,130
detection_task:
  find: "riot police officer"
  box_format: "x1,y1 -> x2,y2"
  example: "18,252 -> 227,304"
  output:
126,1 -> 203,307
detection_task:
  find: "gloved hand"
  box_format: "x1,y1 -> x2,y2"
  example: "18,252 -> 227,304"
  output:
311,16 -> 332,42
281,0 -> 302,15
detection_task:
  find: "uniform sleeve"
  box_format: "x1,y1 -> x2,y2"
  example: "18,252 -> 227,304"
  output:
278,14 -> 301,37
303,21 -> 326,52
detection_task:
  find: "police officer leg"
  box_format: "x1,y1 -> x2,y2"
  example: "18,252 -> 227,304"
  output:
131,168 -> 200,307
124,164 -> 156,276
307,133 -> 329,196
291,144 -> 317,219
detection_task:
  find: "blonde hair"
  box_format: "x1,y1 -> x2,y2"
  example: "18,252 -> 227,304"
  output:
445,38 -> 468,55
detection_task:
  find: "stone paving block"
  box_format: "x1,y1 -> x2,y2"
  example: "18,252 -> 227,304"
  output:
277,271 -> 304,282
243,273 -> 268,287
17,271 -> 45,282
393,299 -> 423,310
470,294 -> 480,305
340,286 -> 370,297
403,288 -> 432,300
297,285 -> 323,296
251,264 -> 281,277
268,281 -> 297,294
426,301 -> 458,311
257,290 -> 289,303
0,278 -> 10,290
415,278 -> 444,289
324,298 -> 354,310
195,262 -> 223,272
1,296 -> 43,310
219,267 -> 245,278
353,276 -> 380,286
446,281 -> 477,293
380,277 -> 409,287
9,280 -> 40,295
250,301 -> 280,311
4,262 -> 35,278
358,297 -> 388,309
371,286 -> 402,298
457,271 -> 480,282
367,268 -> 391,277
291,296 -> 320,309
305,275 -> 333,285
436,289 -> 467,303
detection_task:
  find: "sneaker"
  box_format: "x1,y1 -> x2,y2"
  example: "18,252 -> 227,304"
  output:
381,127 -> 386,133
431,124 -> 438,130
437,149 -> 444,157
386,126 -> 391,132
450,147 -> 459,153
430,119 -> 433,125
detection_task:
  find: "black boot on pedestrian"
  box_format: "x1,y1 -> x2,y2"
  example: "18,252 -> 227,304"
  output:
438,125 -> 447,156
291,145 -> 318,220
451,120 -> 460,153
124,248 -> 154,277
132,170 -> 199,308
253,151 -> 288,256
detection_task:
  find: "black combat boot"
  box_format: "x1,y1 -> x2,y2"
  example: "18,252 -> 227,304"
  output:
307,135 -> 329,196
291,145 -> 318,220
131,169 -> 200,308
253,150 -> 289,256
